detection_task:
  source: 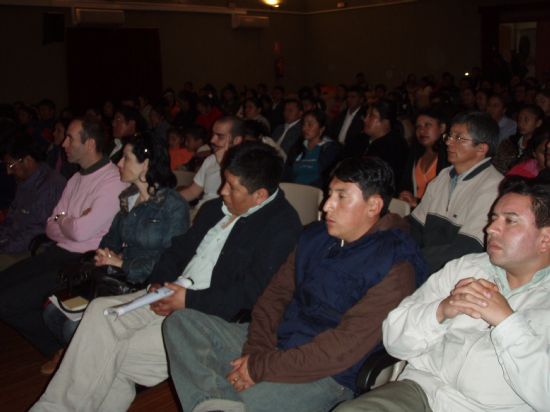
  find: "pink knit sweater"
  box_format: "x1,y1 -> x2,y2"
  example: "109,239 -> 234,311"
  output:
46,161 -> 128,253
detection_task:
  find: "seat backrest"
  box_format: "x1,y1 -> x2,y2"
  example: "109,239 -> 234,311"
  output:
388,198 -> 411,217
173,170 -> 195,188
279,182 -> 324,226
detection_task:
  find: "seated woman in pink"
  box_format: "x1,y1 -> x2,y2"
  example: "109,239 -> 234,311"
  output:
507,124 -> 550,178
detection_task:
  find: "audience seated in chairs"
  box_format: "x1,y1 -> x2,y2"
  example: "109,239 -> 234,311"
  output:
363,99 -> 409,182
30,142 -> 302,412
409,111 -> 503,274
0,133 -> 66,271
398,107 -> 449,208
336,176 -> 550,412
507,124 -> 550,178
40,134 -> 190,375
109,106 -> 148,163
285,109 -> 341,190
0,117 -> 128,359
162,157 -> 426,412
180,116 -> 244,209
493,104 -> 544,174
271,98 -> 304,157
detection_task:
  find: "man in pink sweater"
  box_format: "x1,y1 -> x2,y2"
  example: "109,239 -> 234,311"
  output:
0,117 -> 127,357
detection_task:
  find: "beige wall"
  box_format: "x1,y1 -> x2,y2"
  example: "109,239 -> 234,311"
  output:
0,6 -> 68,108
0,1 -> 484,108
124,10 -> 306,93
304,0 -> 482,87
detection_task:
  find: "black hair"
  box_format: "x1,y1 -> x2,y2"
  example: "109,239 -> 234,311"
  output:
245,97 -> 262,112
451,111 -> 499,157
37,99 -> 55,111
80,116 -> 107,155
331,156 -> 395,215
123,133 -> 176,194
217,116 -> 245,140
525,122 -> 550,159
283,98 -> 303,111
370,99 -> 397,124
347,85 -> 364,96
303,109 -> 327,129
184,125 -> 208,143
2,133 -> 46,162
222,141 -> 283,195
115,106 -> 148,134
243,119 -> 269,139
498,176 -> 550,228
518,103 -> 544,121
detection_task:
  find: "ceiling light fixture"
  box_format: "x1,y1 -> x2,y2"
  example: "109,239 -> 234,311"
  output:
262,0 -> 281,8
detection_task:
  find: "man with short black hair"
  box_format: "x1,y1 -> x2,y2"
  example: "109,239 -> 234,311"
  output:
410,111 -> 503,274
0,134 -> 66,270
163,157 -> 427,412
337,176 -> 550,412
109,106 -> 148,162
31,142 -> 302,412
0,117 -> 127,357
329,85 -> 366,158
271,98 -> 304,156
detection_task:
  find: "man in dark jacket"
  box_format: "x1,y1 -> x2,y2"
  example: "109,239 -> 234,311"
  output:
163,157 -> 427,412
31,142 -> 302,412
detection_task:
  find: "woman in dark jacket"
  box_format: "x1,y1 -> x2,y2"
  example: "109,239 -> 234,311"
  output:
398,108 -> 449,208
41,134 -> 189,374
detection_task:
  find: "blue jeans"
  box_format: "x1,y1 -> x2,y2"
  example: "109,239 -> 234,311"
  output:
43,304 -> 80,346
163,309 -> 353,412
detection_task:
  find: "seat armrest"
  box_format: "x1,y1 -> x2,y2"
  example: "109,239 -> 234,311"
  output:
28,233 -> 54,256
356,348 -> 401,394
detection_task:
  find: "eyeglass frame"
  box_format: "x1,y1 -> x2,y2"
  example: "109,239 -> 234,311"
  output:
443,133 -> 475,145
5,158 -> 23,170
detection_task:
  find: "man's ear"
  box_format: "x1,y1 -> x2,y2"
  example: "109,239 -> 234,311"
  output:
477,142 -> 489,157
366,194 -> 384,218
539,227 -> 550,253
233,136 -> 243,146
253,188 -> 269,205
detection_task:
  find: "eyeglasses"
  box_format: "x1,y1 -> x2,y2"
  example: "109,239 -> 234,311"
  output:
5,158 -> 23,170
443,133 -> 474,144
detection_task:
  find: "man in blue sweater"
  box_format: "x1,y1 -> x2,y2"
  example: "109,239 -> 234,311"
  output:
163,157 -> 427,412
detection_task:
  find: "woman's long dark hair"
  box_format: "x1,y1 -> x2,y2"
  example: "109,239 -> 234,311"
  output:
124,133 -> 176,194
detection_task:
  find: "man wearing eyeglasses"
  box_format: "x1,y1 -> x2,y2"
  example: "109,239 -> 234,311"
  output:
408,111 -> 502,274
0,134 -> 66,271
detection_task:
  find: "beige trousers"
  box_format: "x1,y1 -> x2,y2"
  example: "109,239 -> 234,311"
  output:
30,290 -> 168,412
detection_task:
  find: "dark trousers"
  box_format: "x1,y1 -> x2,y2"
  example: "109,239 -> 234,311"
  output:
0,245 -> 82,356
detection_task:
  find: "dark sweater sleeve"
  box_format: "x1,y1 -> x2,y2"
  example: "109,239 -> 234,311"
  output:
247,261 -> 416,384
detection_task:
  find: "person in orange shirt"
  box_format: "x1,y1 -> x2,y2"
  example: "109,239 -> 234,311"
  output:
168,128 -> 193,170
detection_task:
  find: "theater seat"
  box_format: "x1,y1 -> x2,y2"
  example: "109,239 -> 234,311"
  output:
279,182 -> 324,226
388,198 -> 411,217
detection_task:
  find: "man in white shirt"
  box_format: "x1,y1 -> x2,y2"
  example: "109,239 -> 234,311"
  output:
336,176 -> 550,412
31,142 -> 302,412
180,116 -> 244,209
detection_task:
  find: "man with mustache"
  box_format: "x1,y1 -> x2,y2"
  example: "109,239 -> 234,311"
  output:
180,116 -> 244,210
